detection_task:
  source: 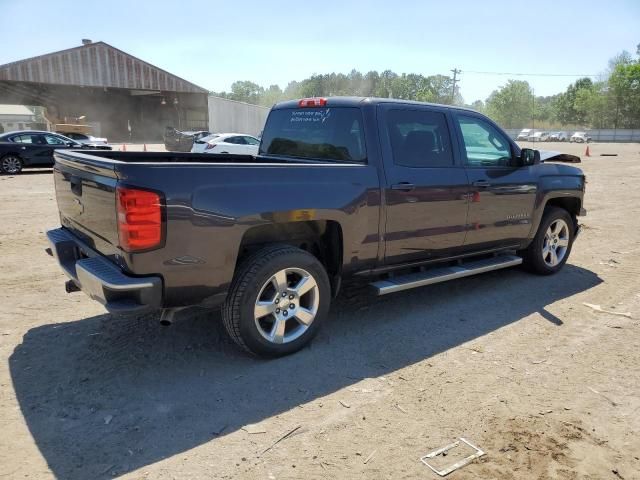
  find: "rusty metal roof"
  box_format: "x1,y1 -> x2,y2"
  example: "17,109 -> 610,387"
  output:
0,42 -> 208,94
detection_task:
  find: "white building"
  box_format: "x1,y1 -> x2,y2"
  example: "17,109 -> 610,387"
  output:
0,105 -> 36,133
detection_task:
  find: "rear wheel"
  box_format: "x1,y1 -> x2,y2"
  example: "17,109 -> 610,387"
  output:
222,245 -> 331,357
522,207 -> 574,275
1,155 -> 23,174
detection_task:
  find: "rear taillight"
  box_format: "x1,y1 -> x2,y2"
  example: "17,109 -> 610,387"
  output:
116,187 -> 163,252
205,142 -> 216,150
298,97 -> 327,107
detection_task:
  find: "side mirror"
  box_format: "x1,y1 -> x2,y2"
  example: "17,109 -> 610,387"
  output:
520,148 -> 540,166
66,141 -> 76,147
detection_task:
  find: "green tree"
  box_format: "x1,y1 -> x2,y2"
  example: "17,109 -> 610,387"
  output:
574,82 -> 614,129
469,100 -> 484,112
609,62 -> 640,128
260,84 -> 285,107
485,80 -> 534,128
555,78 -> 593,125
214,81 -> 264,104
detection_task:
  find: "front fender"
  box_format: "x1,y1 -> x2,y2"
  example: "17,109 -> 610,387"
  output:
528,173 -> 585,239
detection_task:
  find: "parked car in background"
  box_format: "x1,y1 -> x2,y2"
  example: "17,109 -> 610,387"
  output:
516,128 -> 532,141
549,131 -> 568,142
164,127 -> 212,152
0,130 -> 111,174
57,131 -> 109,146
191,133 -> 260,155
527,131 -> 550,142
570,131 -> 591,143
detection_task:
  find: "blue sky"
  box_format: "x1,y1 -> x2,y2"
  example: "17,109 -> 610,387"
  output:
2,0 -> 638,102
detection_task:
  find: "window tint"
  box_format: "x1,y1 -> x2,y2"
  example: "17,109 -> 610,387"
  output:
45,134 -> 66,145
225,136 -> 244,144
260,107 -> 366,162
244,136 -> 259,145
12,134 -> 46,144
387,109 -> 453,167
456,115 -> 513,167
12,134 -> 33,143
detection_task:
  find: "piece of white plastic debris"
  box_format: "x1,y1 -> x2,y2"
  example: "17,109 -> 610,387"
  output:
583,303 -> 632,318
242,424 -> 267,434
421,438 -> 485,476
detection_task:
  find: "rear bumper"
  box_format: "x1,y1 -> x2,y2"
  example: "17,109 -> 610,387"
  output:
46,227 -> 162,314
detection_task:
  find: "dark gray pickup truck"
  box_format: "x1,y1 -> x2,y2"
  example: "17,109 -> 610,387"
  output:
47,97 -> 586,357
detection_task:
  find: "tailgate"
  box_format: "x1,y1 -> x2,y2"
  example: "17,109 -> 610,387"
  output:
53,152 -> 120,255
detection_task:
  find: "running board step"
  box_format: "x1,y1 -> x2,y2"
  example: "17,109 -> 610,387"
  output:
370,255 -> 522,295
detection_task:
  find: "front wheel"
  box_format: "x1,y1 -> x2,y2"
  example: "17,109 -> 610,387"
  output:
1,155 -> 23,174
521,207 -> 575,275
222,245 -> 331,357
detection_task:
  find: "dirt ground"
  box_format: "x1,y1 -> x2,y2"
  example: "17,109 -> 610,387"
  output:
1,142 -> 639,480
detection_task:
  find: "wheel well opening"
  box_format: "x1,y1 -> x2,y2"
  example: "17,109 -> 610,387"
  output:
545,197 -> 581,232
236,220 -> 343,278
545,197 -> 580,217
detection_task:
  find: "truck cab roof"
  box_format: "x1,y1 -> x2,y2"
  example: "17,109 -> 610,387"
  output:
272,96 -> 478,114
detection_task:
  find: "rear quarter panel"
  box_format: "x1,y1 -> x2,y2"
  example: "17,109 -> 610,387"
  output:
115,161 -> 381,307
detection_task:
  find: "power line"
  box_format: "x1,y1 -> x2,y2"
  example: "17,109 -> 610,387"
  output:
462,70 -> 600,77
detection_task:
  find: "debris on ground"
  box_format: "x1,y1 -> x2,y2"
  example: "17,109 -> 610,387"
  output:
260,425 -> 302,456
420,438 -> 485,476
339,400 -> 351,409
242,424 -> 267,435
363,450 -> 376,464
588,387 -> 619,407
395,404 -> 408,413
103,415 -> 113,425
583,303 -> 632,318
599,259 -> 620,267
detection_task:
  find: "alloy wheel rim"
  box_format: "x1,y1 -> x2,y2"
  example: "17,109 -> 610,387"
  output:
2,156 -> 21,174
254,267 -> 319,344
542,219 -> 570,267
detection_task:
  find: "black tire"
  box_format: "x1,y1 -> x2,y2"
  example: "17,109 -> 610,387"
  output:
222,244 -> 331,357
1,154 -> 23,174
521,207 -> 575,275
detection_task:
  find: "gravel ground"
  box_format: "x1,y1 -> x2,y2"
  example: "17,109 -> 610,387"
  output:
0,142 -> 639,479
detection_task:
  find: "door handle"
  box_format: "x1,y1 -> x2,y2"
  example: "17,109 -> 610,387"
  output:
391,182 -> 415,191
472,180 -> 491,188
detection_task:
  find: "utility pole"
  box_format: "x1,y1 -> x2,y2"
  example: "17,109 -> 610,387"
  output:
450,68 -> 461,105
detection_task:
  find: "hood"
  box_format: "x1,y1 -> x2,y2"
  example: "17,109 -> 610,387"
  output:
538,150 -> 581,163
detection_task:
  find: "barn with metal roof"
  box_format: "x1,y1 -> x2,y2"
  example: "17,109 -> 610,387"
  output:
0,40 -> 209,142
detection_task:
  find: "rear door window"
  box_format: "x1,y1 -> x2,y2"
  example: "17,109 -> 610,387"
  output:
11,134 -> 34,143
260,107 -> 366,162
386,109 -> 454,167
12,134 -> 47,144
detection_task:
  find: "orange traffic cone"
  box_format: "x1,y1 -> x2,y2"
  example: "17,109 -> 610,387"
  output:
585,145 -> 590,157
143,144 -> 147,152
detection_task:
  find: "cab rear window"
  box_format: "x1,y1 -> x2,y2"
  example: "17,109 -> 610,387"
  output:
259,107 -> 366,162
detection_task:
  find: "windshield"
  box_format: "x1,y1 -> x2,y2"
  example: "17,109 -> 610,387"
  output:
259,107 -> 367,162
